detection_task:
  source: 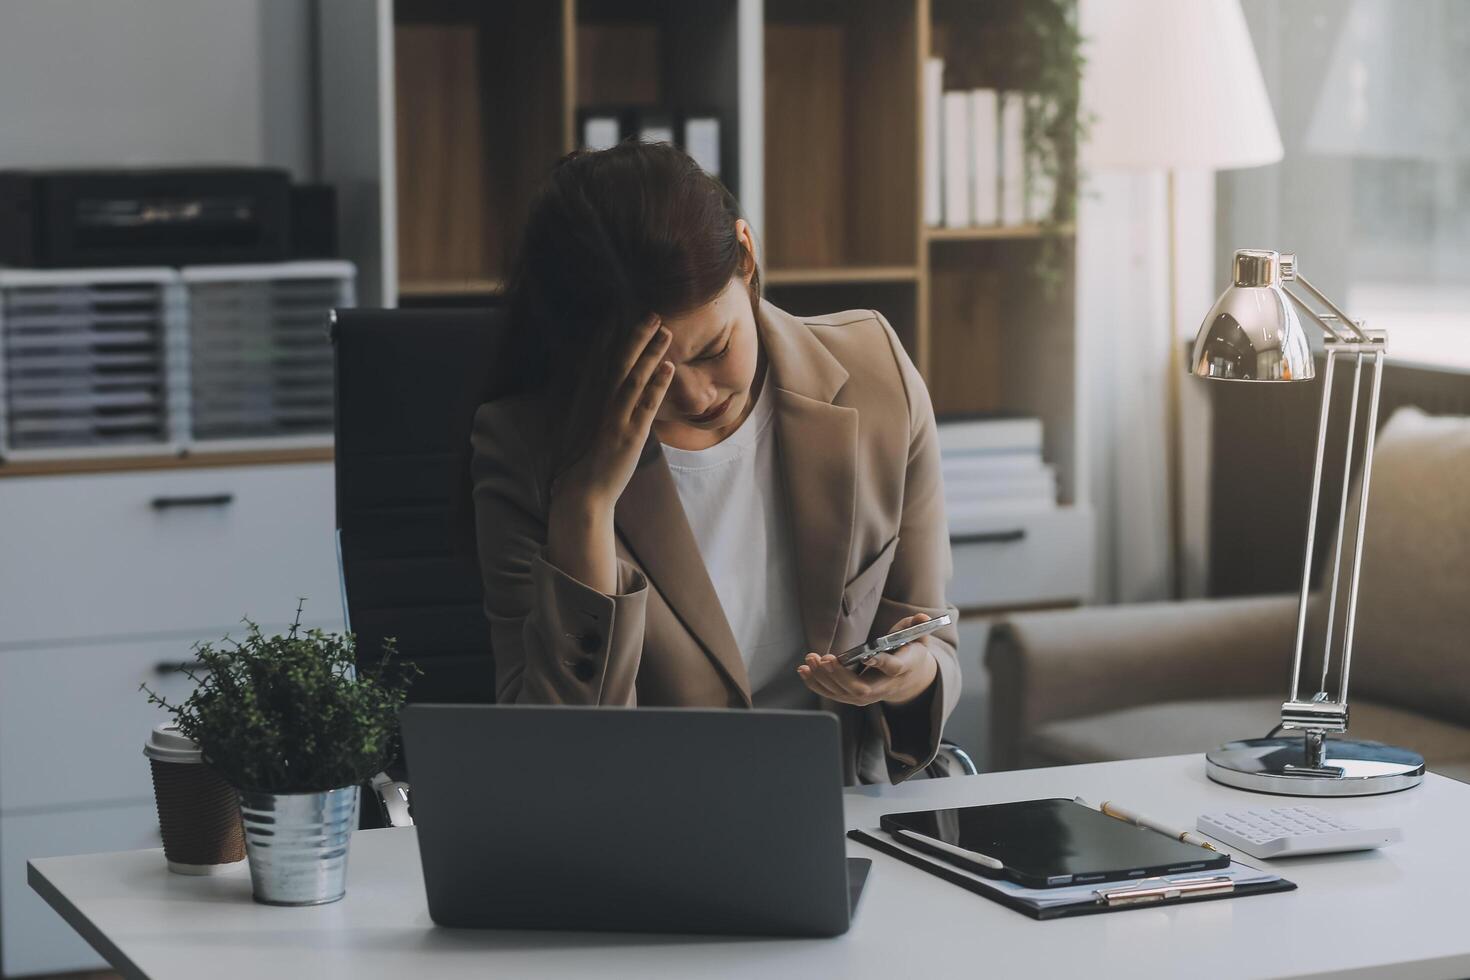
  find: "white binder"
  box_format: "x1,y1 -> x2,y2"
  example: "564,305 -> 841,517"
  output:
1000,92 -> 1026,226
969,89 -> 999,226
923,58 -> 944,226
942,91 -> 971,228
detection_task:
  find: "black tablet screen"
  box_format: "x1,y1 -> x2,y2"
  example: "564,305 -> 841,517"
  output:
879,797 -> 1228,887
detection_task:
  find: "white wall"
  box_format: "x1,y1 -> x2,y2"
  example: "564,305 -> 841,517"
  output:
0,0 -> 316,177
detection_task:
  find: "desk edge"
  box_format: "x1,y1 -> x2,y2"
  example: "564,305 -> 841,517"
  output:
28,858 -> 150,980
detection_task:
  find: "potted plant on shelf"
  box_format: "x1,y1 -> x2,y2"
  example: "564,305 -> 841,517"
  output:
144,600 -> 417,906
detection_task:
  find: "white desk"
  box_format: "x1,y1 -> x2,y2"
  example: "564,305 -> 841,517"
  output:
29,755 -> 1470,980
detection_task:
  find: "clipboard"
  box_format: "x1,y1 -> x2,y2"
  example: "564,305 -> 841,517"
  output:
848,829 -> 1296,920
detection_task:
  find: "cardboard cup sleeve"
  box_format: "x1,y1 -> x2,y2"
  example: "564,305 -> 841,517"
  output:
144,725 -> 245,875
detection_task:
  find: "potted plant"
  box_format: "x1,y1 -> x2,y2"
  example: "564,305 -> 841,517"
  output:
144,600 -> 417,906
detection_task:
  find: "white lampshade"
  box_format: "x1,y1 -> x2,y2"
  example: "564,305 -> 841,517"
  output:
1083,0 -> 1284,171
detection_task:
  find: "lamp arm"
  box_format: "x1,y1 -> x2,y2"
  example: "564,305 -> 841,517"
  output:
1288,350 -> 1337,703
1277,300 -> 1386,740
1283,287 -> 1357,343
1274,264 -> 1387,738
1318,352 -> 1367,698
1286,272 -> 1371,342
1336,349 -> 1386,705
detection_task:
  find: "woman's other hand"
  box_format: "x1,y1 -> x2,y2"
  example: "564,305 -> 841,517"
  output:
796,612 -> 940,708
546,314 -> 673,594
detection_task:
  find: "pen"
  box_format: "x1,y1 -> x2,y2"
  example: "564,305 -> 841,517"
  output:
892,828 -> 1004,870
1075,796 -> 1221,852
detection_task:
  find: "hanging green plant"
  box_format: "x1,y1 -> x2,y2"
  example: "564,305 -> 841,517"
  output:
986,0 -> 1090,291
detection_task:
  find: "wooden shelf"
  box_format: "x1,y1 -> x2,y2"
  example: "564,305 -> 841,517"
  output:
393,0 -> 567,292
398,278 -> 505,297
925,223 -> 1073,242
0,446 -> 335,479
764,0 -> 919,270
764,266 -> 920,286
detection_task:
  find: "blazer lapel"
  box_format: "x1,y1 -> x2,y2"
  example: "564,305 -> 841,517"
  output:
615,437 -> 752,705
759,302 -> 858,659
610,300 -> 855,700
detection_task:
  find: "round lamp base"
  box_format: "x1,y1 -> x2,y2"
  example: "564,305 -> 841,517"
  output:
1205,737 -> 1424,796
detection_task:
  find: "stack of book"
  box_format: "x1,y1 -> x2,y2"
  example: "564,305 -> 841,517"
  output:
938,415 -> 1056,536
922,58 -> 1053,229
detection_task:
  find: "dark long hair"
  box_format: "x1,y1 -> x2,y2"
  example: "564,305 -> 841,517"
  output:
502,140 -> 760,400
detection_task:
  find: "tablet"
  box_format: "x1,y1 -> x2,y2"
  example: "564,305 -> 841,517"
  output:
879,797 -> 1230,889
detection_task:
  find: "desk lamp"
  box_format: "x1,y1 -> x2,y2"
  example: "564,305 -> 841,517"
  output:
1190,248 -> 1425,796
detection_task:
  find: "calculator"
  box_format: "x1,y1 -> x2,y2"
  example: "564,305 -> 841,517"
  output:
1196,805 -> 1402,859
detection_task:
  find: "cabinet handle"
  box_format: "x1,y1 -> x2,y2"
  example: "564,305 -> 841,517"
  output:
150,493 -> 234,510
154,660 -> 212,675
951,529 -> 1027,546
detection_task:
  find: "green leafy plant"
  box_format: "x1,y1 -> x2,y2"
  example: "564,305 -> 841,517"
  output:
143,600 -> 419,794
1012,0 -> 1089,291
941,0 -> 1088,289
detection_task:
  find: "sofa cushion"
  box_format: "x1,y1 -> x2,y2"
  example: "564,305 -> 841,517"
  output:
1335,407 -> 1470,727
1028,695 -> 1470,781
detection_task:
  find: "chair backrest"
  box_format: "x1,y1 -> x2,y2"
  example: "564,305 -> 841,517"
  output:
331,307 -> 507,705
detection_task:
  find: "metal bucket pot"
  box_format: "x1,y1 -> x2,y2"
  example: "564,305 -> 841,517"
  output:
239,785 -> 358,906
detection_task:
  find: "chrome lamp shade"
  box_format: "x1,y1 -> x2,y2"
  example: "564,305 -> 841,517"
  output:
1188,249 -> 1423,796
1190,250 -> 1314,383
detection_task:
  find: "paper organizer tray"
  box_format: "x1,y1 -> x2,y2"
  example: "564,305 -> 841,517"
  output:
0,261 -> 354,460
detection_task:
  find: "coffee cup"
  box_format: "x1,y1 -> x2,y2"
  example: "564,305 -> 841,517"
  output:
143,724 -> 246,875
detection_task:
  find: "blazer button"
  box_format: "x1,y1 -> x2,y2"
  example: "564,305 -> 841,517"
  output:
573,658 -> 597,682
578,631 -> 602,654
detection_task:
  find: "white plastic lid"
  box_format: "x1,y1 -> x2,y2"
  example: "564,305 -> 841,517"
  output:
143,723 -> 203,764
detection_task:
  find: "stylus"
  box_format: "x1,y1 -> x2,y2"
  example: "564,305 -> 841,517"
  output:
893,828 -> 1004,870
1075,795 -> 1221,852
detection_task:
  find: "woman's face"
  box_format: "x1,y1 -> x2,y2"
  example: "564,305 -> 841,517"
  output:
651,221 -> 762,449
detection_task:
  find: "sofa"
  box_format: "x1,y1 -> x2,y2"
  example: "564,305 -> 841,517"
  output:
986,407 -> 1470,782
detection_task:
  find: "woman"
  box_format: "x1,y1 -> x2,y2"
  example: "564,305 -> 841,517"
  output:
472,141 -> 959,784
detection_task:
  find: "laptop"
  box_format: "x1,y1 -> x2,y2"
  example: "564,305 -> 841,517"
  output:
398,704 -> 869,937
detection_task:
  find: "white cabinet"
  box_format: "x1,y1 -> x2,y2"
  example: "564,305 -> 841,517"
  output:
0,460 -> 340,975
0,463 -> 343,646
949,504 -> 1094,611
2,637 -> 304,814
1,803 -> 160,977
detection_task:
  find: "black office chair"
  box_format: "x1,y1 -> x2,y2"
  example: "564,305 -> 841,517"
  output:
332,306 -> 504,699
331,307 -> 975,826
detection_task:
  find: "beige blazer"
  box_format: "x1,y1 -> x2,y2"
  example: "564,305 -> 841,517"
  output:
471,300 -> 961,784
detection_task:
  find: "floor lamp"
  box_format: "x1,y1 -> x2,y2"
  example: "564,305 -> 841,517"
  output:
1083,0 -> 1283,596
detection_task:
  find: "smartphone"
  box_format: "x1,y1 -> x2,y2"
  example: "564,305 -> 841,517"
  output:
835,614 -> 953,670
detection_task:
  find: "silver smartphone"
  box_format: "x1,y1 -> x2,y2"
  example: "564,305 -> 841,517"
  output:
835,614 -> 953,670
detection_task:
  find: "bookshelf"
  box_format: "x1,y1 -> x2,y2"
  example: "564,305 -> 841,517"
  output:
341,0 -> 744,303
759,0 -> 1081,508
318,0 -> 1091,604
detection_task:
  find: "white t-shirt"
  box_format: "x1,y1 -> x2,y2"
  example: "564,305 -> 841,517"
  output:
661,380 -> 813,707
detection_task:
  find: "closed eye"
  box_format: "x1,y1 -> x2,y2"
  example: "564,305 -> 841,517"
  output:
698,338 -> 732,362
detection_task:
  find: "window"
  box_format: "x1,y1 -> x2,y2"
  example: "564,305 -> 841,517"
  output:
1218,0 -> 1470,369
